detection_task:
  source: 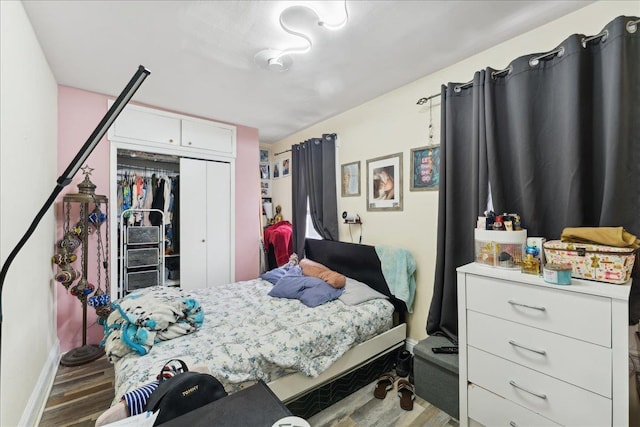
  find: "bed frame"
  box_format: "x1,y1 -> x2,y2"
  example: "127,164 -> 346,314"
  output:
268,238 -> 408,417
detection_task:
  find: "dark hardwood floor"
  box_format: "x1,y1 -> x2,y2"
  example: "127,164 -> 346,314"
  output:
39,356 -> 458,426
40,356 -> 114,427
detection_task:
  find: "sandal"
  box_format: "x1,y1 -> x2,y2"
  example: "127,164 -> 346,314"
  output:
397,378 -> 415,410
373,373 -> 395,399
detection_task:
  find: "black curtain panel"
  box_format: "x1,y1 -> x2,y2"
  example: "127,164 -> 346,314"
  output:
428,15 -> 640,340
427,78 -> 490,341
291,134 -> 339,257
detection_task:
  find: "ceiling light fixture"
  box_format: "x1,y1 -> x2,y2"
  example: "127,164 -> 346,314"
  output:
255,0 -> 349,72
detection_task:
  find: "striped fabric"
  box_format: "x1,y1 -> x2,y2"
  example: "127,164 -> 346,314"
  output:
123,381 -> 159,416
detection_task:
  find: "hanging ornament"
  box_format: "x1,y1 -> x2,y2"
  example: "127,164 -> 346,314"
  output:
88,206 -> 107,228
90,194 -> 112,321
428,97 -> 434,146
59,230 -> 82,252
51,247 -> 78,266
70,278 -> 95,300
88,288 -> 110,308
55,264 -> 81,290
96,305 -> 113,322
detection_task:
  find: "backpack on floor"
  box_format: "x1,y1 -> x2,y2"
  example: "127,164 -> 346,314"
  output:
144,359 -> 227,425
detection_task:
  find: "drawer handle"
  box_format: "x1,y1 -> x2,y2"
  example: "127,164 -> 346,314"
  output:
508,299 -> 546,311
508,340 -> 547,356
509,380 -> 547,399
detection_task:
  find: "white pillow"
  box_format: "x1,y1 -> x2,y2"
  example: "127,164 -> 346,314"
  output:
339,277 -> 388,305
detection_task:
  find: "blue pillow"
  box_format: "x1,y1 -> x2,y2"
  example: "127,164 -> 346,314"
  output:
260,266 -> 290,285
269,266 -> 343,308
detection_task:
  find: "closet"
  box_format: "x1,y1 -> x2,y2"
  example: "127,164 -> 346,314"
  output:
108,103 -> 236,298
116,151 -> 180,293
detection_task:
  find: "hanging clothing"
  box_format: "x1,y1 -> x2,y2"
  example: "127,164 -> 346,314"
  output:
149,178 -> 166,227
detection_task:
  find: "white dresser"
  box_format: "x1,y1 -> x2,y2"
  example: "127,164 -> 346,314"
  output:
457,263 -> 631,427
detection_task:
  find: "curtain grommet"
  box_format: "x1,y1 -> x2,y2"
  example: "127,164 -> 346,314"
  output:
529,46 -> 564,68
582,29 -> 609,48
627,19 -> 639,34
491,66 -> 512,80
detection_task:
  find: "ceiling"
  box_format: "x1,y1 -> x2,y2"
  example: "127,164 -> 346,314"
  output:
22,1 -> 591,144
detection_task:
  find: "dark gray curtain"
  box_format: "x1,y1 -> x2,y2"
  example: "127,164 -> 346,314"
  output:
427,15 -> 640,340
427,76 -> 490,341
291,133 -> 339,257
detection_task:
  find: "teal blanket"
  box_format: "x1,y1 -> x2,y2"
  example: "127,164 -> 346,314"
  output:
101,286 -> 204,361
375,245 -> 417,313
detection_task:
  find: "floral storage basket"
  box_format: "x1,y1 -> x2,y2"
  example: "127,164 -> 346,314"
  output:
543,240 -> 636,284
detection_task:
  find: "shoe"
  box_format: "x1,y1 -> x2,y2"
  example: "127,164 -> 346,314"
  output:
395,350 -> 412,378
373,373 -> 395,399
397,379 -> 415,411
408,357 -> 414,385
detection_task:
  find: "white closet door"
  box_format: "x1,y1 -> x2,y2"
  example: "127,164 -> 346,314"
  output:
205,160 -> 231,286
180,158 -> 231,290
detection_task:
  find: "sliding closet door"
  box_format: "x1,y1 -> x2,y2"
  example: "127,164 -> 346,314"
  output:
205,160 -> 231,287
180,157 -> 231,290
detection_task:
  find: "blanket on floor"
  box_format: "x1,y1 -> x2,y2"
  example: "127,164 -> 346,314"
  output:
102,286 -> 204,362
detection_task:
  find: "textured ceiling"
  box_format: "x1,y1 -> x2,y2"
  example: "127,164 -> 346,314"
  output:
22,1 -> 591,143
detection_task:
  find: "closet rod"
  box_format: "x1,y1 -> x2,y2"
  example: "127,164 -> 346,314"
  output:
274,149 -> 292,156
416,92 -> 441,105
117,163 -> 179,173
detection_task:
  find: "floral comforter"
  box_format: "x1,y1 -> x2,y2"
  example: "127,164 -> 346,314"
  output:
112,278 -> 394,404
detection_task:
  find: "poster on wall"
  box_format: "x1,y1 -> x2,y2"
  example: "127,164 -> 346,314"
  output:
282,158 -> 290,177
272,158 -> 290,179
367,153 -> 402,211
341,161 -> 360,197
410,145 -> 440,191
260,164 -> 270,180
260,149 -> 269,164
261,179 -> 271,197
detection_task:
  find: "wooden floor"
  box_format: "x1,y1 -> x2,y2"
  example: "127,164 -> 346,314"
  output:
40,356 -> 115,427
39,356 -> 458,427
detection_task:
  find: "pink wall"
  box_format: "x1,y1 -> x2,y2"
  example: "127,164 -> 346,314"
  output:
57,86 -> 260,352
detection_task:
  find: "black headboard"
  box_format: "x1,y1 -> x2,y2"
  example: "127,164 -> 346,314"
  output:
304,239 -> 408,319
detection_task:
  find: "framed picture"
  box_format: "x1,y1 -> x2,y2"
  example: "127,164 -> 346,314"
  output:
282,158 -> 290,177
410,145 -> 440,191
367,153 -> 402,211
272,160 -> 281,179
261,179 -> 271,197
341,161 -> 360,197
259,149 -> 269,163
260,164 -> 270,180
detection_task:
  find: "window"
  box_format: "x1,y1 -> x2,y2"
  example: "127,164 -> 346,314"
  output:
305,198 -> 321,240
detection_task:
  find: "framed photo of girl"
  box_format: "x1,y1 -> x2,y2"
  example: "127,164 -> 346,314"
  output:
366,153 -> 402,211
410,145 -> 440,191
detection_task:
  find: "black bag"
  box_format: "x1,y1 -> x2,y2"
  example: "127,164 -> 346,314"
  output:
144,359 -> 227,425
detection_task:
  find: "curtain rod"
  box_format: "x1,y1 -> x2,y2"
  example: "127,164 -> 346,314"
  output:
274,149 -> 292,156
416,92 -> 441,105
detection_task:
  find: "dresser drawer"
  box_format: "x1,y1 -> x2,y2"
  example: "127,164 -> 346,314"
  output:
467,310 -> 611,397
468,384 -> 561,427
468,347 -> 611,426
465,275 -> 611,346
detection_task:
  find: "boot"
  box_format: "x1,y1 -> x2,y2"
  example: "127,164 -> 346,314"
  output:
395,350 -> 412,378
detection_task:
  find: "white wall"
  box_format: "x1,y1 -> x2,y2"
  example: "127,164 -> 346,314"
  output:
0,1 -> 59,425
269,1 -> 640,342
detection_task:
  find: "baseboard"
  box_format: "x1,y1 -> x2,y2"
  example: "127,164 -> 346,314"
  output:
24,340 -> 60,427
405,337 -> 418,354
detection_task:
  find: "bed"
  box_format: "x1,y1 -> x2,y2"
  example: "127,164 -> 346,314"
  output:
106,239 -> 412,417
